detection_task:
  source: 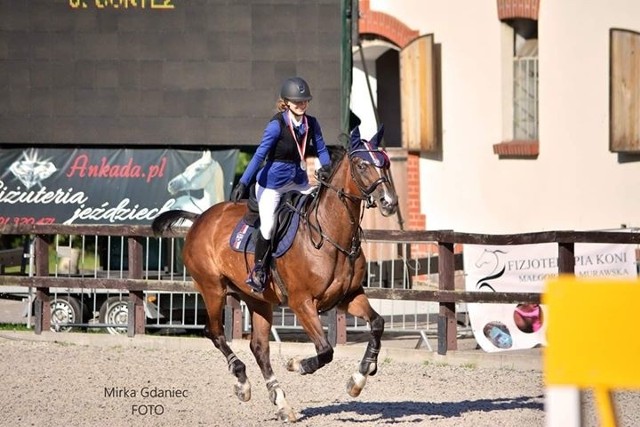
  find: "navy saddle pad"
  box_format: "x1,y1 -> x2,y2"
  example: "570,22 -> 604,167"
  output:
228,196 -> 306,258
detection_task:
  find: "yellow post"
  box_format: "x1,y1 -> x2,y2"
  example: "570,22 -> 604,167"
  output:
594,387 -> 616,427
544,277 -> 640,427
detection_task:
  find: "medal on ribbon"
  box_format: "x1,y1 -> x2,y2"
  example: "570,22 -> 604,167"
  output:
287,112 -> 308,171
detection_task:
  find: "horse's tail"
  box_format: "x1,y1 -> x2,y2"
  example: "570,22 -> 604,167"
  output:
151,210 -> 200,235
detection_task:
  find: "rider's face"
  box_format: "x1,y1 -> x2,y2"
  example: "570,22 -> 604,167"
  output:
286,99 -> 309,117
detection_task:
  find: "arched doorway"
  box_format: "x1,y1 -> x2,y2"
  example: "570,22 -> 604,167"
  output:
351,39 -> 402,148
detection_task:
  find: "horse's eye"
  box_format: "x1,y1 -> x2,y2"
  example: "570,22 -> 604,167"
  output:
357,162 -> 368,172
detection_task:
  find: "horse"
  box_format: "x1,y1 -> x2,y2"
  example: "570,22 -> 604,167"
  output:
151,126 -> 398,422
165,150 -> 225,214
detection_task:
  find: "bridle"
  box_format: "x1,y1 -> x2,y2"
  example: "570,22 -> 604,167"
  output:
347,148 -> 391,207
289,148 -> 392,259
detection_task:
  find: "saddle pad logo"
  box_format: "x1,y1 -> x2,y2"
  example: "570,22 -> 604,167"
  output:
233,223 -> 250,249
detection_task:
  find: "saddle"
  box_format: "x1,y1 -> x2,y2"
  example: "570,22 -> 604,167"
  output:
229,186 -> 314,258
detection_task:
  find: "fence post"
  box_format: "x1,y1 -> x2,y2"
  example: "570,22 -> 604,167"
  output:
327,308 -> 337,347
326,308 -> 347,346
437,240 -> 457,354
34,235 -> 51,334
337,309 -> 347,345
558,242 -> 575,274
224,294 -> 242,342
127,236 -> 145,336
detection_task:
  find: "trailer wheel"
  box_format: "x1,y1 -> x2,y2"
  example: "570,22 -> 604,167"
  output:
99,297 -> 129,335
49,296 -> 82,332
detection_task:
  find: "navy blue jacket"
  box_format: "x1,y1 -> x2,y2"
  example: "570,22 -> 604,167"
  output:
240,112 -> 331,188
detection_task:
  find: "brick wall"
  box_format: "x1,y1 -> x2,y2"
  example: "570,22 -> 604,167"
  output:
496,0 -> 540,20
358,1 -> 426,246
358,0 -> 419,47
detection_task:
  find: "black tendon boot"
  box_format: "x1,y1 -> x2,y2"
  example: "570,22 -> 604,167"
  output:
246,234 -> 272,293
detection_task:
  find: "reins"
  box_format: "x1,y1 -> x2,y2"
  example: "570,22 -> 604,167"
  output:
286,150 -> 388,260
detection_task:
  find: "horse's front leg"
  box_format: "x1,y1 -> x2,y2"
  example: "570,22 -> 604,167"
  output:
197,281 -> 252,402
339,289 -> 384,397
247,301 -> 296,423
286,298 -> 334,375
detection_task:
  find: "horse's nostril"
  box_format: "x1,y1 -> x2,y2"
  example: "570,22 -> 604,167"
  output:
380,198 -> 395,208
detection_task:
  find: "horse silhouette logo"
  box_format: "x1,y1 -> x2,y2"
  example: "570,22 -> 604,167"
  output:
165,151 -> 225,214
474,248 -> 508,292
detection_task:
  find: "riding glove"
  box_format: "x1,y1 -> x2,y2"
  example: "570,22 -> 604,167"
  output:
316,165 -> 331,182
231,182 -> 248,202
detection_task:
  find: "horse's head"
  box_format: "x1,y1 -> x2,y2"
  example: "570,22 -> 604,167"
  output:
347,126 -> 398,217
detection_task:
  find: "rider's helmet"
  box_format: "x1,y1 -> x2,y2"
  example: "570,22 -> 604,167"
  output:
280,77 -> 313,102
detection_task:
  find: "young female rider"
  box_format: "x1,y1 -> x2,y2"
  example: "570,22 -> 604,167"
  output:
230,77 -> 332,293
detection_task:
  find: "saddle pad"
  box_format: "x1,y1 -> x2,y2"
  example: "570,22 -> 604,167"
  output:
229,212 -> 301,258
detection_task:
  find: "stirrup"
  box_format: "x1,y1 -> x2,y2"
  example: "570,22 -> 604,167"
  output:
246,264 -> 268,293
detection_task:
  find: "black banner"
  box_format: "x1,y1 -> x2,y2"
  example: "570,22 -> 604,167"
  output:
0,0 -> 343,146
0,148 -> 238,225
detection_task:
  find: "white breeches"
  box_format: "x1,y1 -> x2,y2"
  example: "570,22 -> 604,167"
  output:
255,181 -> 315,239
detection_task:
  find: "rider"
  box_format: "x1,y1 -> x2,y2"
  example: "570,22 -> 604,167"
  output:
231,76 -> 332,293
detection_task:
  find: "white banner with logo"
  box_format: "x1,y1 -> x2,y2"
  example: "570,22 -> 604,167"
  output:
464,243 -> 637,352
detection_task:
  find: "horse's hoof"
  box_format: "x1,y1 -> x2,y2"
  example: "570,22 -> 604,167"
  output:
277,408 -> 297,423
286,357 -> 301,373
346,373 -> 366,398
234,381 -> 251,402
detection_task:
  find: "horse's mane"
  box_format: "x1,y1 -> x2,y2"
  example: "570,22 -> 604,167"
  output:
326,145 -> 347,165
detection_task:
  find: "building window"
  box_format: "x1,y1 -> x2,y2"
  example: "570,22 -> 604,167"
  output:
513,37 -> 538,140
494,18 -> 539,158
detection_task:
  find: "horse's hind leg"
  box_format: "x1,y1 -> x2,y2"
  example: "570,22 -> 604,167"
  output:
244,300 -> 296,423
196,279 -> 252,402
339,289 -> 384,397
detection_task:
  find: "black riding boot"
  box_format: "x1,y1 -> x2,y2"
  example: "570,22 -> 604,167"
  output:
246,234 -> 271,293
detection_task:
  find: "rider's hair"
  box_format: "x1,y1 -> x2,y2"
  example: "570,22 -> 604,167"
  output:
275,98 -> 288,112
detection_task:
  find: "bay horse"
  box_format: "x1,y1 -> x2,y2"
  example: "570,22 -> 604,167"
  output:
151,126 -> 398,422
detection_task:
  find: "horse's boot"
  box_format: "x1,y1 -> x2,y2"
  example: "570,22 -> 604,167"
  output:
246,234 -> 271,293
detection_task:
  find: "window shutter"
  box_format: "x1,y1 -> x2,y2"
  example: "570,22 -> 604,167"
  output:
400,34 -> 437,152
610,29 -> 640,152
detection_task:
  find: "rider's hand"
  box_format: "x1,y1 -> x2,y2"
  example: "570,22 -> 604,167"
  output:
316,165 -> 331,182
231,182 -> 248,202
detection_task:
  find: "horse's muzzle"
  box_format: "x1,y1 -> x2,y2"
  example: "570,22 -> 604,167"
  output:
378,195 -> 398,217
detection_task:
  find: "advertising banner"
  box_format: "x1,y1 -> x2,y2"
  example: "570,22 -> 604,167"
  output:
0,147 -> 238,225
464,243 -> 637,352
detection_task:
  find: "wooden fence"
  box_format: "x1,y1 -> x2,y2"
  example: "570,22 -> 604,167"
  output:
1,223 -> 639,355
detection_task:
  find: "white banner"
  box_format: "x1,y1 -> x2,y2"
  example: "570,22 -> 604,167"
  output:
463,243 -> 637,352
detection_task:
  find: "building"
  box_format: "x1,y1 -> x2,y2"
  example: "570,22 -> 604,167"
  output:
352,0 -> 640,234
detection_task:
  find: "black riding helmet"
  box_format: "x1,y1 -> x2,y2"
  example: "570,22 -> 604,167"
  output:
280,77 -> 313,102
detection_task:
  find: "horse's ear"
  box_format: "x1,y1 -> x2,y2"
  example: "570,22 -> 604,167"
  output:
203,150 -> 212,160
349,127 -> 361,151
370,124 -> 384,148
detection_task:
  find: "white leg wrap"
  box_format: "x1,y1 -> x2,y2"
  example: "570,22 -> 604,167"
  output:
352,372 -> 367,389
274,388 -> 287,407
